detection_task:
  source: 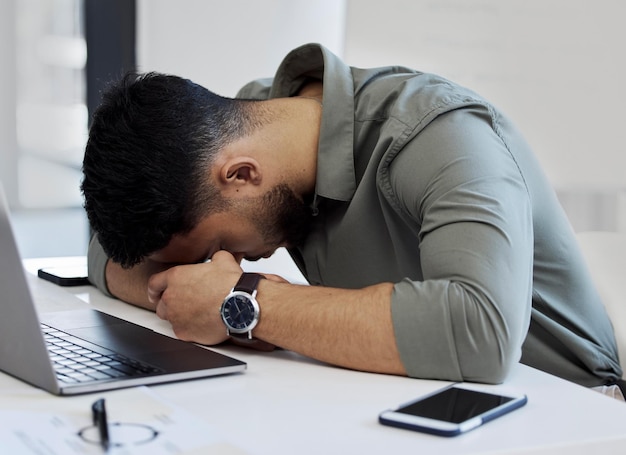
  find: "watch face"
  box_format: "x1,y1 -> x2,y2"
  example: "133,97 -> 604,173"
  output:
221,292 -> 259,333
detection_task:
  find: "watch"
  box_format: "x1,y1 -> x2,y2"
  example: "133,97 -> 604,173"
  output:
220,272 -> 263,340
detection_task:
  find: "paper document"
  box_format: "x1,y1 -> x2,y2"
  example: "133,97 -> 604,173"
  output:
0,386 -> 246,454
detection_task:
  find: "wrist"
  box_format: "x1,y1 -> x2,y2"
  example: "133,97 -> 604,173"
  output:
220,273 -> 275,351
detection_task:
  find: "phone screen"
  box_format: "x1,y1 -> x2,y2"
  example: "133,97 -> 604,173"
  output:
395,387 -> 514,423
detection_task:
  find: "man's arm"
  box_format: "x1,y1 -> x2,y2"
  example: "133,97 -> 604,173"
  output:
87,233 -> 167,310
255,279 -> 404,375
96,240 -> 405,375
386,107 -> 534,384
147,251 -> 405,375
105,260 -> 166,310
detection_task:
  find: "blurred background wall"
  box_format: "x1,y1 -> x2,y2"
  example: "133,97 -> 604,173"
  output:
1,0 -> 624,259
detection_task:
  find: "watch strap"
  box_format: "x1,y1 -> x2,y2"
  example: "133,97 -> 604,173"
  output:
227,272 -> 269,347
233,272 -> 263,294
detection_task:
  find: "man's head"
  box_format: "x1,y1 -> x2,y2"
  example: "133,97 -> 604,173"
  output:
82,72 -> 255,268
82,72 -> 318,269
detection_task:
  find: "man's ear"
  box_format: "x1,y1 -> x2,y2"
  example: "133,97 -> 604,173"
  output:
218,156 -> 262,196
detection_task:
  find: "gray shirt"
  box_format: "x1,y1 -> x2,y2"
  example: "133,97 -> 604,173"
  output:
88,43 -> 622,387
236,44 -> 621,386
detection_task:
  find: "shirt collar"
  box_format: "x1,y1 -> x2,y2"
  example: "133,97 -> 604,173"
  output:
269,43 -> 356,204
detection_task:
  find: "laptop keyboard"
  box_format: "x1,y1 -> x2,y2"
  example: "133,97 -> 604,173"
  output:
42,323 -> 163,384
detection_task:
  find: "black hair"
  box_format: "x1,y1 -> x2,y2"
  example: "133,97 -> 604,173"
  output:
81,72 -> 252,268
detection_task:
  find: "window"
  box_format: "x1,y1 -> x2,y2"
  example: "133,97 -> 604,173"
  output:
15,0 -> 87,209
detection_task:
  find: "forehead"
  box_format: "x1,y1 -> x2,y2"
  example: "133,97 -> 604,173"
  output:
148,210 -> 256,264
150,235 -> 208,264
149,215 -> 219,264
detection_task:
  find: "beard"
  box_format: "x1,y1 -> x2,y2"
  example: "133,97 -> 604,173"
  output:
248,183 -> 314,251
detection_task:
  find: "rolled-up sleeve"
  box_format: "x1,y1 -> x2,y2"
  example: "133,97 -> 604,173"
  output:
87,234 -> 114,297
388,107 -> 534,383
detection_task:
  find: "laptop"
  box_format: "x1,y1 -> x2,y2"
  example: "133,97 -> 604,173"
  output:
0,184 -> 246,395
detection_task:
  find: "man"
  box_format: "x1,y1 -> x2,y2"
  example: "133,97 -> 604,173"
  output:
82,43 -> 623,393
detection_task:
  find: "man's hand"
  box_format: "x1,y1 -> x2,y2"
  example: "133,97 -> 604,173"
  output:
110,250 -> 403,375
147,251 -> 244,345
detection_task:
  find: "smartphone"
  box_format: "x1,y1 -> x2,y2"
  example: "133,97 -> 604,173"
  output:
38,265 -> 90,287
379,383 -> 527,437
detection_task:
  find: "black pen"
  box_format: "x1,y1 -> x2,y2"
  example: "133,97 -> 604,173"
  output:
92,398 -> 110,451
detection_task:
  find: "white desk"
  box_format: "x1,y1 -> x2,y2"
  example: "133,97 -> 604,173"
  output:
3,257 -> 626,454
